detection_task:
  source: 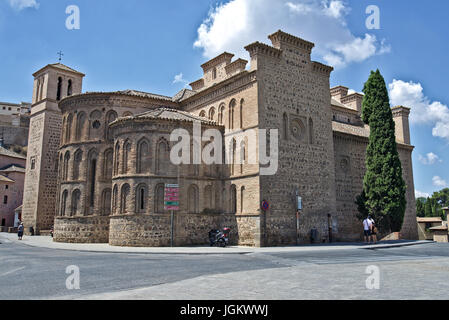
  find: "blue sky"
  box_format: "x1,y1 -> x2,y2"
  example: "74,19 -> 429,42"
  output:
1,0 -> 448,198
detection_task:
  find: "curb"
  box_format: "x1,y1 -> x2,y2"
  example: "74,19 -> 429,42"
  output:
362,241 -> 433,250
1,234 -> 432,255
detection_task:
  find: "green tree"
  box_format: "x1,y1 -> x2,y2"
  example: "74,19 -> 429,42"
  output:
424,197 -> 432,217
360,69 -> 407,233
416,198 -> 425,217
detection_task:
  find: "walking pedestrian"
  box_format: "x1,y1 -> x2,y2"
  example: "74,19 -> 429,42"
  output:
18,223 -> 24,240
369,217 -> 378,244
363,216 -> 372,244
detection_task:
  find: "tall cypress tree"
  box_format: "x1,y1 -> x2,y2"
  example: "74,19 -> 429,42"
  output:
361,70 -> 407,233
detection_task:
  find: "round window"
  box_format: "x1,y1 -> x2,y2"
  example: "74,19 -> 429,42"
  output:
290,119 -> 305,141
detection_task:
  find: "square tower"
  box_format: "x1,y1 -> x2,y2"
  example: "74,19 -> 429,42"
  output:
22,63 -> 84,234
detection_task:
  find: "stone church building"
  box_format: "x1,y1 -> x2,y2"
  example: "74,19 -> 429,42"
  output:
21,30 -> 418,246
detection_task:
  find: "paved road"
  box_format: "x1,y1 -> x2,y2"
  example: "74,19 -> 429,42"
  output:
1,239 -> 448,300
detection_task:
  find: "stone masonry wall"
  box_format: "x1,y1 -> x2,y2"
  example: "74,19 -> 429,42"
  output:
333,132 -> 418,240
252,36 -> 337,246
109,213 -> 260,247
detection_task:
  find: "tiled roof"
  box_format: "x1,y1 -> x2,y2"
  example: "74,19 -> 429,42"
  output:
0,146 -> 27,160
429,226 -> 448,231
0,174 -> 14,183
49,63 -> 85,75
117,108 -> 218,126
332,121 -> 370,138
331,98 -> 347,108
417,217 -> 442,223
0,165 -> 26,173
173,89 -> 196,102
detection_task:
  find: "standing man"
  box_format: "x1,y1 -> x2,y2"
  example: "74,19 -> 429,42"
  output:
363,216 -> 373,244
17,223 -> 24,240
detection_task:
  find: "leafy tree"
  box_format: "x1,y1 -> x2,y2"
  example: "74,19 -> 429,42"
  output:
360,69 -> 407,233
418,188 -> 449,219
416,198 -> 425,217
424,197 -> 432,217
355,190 -> 369,221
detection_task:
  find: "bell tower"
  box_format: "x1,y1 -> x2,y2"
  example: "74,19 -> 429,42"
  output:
22,63 -> 84,234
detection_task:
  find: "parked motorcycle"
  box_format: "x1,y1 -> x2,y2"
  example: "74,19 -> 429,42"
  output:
208,228 -> 231,247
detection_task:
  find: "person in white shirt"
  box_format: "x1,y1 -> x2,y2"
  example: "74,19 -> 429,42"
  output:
363,217 -> 373,244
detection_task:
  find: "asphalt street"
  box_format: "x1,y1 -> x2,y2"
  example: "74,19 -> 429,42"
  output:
1,238 -> 448,300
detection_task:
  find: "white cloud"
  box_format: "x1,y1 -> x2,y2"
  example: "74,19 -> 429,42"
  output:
415,190 -> 430,199
432,176 -> 448,188
172,73 -> 189,87
8,0 -> 39,10
389,79 -> 449,141
418,152 -> 442,165
194,0 -> 389,68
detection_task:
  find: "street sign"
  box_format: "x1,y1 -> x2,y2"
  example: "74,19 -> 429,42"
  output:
262,201 -> 269,211
297,196 -> 303,211
165,184 -> 179,211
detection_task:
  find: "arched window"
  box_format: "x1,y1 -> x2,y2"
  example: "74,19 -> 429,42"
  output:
122,140 -> 131,174
106,111 -> 118,141
240,139 -> 246,174
209,107 -> 216,121
240,186 -> 245,213
67,79 -> 73,96
102,188 -> 112,216
204,185 -> 213,209
56,77 -> 62,101
114,142 -> 120,176
231,138 -> 236,176
212,67 -> 217,80
283,113 -> 289,140
73,149 -> 83,180
71,189 -> 81,216
62,117 -> 66,144
240,99 -> 244,129
137,138 -> 151,174
63,151 -> 70,181
218,104 -> 225,125
66,113 -> 73,143
76,112 -> 87,141
136,184 -> 148,213
39,77 -> 44,101
215,185 -> 221,211
87,149 -> 98,209
120,184 -> 130,214
103,149 -> 113,179
188,184 -> 199,213
309,117 -> 314,144
230,185 -> 237,214
112,184 -> 118,215
229,99 -> 236,129
156,139 -> 170,175
199,110 -> 206,118
61,190 -> 68,216
59,154 -> 63,181
155,184 -> 165,213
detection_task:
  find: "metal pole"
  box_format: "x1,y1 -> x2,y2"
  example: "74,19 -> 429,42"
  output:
171,210 -> 174,247
296,210 -> 300,246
